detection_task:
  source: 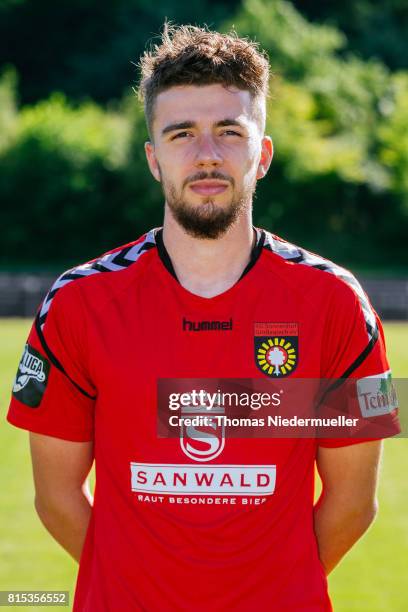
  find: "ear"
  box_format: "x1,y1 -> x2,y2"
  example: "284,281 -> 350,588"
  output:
145,141 -> 161,182
256,136 -> 273,180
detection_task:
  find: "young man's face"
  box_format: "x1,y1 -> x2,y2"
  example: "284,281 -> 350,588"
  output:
145,83 -> 273,239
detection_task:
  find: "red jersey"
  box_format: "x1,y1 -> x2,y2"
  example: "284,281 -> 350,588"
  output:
7,228 -> 398,611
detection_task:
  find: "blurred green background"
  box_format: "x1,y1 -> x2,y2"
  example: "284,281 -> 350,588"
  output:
0,0 -> 408,273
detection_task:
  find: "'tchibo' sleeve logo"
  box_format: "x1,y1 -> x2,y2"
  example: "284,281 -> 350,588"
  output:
254,322 -> 298,377
357,370 -> 398,417
12,344 -> 50,408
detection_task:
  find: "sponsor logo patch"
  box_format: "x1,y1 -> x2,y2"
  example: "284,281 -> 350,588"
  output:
12,344 -> 50,407
130,463 -> 277,496
131,389 -> 277,503
254,322 -> 298,377
357,370 -> 398,417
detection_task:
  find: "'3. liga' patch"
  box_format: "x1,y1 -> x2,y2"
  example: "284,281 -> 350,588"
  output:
12,344 -> 50,407
254,322 -> 298,377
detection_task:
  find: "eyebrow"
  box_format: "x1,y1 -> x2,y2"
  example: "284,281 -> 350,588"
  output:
161,118 -> 245,136
216,119 -> 244,128
161,121 -> 195,136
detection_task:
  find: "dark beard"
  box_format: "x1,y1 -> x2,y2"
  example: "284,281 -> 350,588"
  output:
168,196 -> 246,239
161,170 -> 252,239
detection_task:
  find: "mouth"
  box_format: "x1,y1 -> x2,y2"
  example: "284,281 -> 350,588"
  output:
188,180 -> 229,196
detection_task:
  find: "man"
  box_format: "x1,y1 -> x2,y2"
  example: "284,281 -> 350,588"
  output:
7,24 -> 399,611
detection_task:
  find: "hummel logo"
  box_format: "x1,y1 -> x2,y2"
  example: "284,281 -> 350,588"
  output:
182,317 -> 233,332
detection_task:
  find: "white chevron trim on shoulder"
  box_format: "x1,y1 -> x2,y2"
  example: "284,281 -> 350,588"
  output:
263,231 -> 377,342
38,228 -> 157,330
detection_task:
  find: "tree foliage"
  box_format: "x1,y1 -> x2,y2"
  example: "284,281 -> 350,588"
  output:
0,0 -> 240,104
0,0 -> 407,272
227,0 -> 408,269
292,0 -> 408,71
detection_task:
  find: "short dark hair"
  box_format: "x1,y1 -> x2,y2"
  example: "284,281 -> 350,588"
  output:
138,23 -> 270,136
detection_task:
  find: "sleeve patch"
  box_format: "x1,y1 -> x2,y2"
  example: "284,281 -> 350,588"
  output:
12,344 -> 50,408
357,370 -> 398,417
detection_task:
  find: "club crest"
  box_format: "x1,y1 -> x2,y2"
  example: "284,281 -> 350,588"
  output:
254,322 -> 298,378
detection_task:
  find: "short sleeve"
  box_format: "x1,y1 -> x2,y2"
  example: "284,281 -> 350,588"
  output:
7,281 -> 96,442
318,278 -> 400,448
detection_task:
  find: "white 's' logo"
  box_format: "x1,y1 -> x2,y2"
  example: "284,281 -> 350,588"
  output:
180,402 -> 225,462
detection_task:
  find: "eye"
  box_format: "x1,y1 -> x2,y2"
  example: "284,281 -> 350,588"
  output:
171,131 -> 193,140
221,130 -> 241,137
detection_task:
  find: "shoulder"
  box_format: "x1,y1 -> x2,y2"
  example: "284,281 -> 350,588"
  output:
260,229 -> 377,342
37,229 -> 158,331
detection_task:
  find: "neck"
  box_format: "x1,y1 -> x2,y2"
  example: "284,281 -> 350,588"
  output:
162,204 -> 254,298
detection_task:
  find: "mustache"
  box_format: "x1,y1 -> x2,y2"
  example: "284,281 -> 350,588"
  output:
183,171 -> 234,188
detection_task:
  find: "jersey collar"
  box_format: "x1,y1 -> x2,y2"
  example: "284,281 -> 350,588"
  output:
155,227 -> 265,283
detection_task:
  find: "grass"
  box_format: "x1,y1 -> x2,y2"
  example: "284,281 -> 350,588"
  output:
0,319 -> 407,611
328,321 -> 408,612
0,320 -> 77,610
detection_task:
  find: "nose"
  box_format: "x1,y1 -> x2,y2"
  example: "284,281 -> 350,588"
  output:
195,134 -> 223,168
